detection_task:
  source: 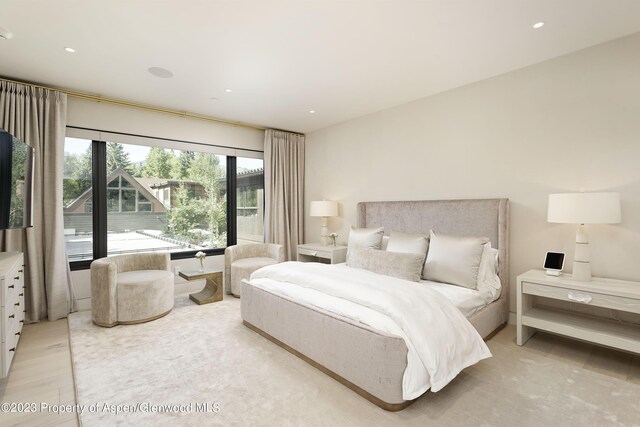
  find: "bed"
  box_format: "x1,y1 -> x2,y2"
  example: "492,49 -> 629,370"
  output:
241,198 -> 509,411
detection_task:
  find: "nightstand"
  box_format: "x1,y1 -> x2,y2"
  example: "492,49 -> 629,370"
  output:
297,243 -> 347,264
516,269 -> 640,354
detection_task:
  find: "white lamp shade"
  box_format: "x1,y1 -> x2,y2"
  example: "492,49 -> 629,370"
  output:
310,200 -> 338,217
548,192 -> 621,224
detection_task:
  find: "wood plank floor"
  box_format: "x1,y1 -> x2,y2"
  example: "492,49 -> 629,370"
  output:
0,319 -> 638,426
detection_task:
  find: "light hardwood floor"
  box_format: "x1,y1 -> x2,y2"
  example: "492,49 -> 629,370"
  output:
0,318 -> 638,427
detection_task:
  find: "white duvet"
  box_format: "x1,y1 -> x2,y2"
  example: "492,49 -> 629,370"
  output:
250,262 -> 491,399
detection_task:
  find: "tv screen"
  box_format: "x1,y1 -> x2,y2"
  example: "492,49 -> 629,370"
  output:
0,130 -> 34,230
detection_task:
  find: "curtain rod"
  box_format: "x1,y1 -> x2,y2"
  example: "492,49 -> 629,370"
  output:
0,76 -> 299,134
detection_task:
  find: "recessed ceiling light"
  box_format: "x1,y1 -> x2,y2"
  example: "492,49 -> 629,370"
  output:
0,27 -> 13,40
210,97 -> 218,101
224,88 -> 232,93
533,22 -> 545,29
309,110 -> 316,114
148,67 -> 174,79
64,47 -> 76,53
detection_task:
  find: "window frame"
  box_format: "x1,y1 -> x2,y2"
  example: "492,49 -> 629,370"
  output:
67,134 -> 261,271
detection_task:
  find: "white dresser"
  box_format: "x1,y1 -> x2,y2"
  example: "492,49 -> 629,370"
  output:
297,243 -> 347,264
1,252 -> 25,378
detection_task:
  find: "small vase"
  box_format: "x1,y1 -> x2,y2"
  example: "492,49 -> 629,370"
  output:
198,259 -> 204,272
332,239 -> 337,247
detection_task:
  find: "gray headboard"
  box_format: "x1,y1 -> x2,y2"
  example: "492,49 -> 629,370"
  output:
357,198 -> 510,297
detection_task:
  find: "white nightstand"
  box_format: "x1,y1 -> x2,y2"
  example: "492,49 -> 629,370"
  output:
297,243 -> 347,264
516,269 -> 640,354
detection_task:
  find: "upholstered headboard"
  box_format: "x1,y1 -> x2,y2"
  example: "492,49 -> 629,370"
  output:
357,198 -> 510,299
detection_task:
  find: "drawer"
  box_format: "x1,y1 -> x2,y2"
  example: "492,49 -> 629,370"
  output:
298,247 -> 331,259
2,270 -> 22,307
2,324 -> 20,378
522,282 -> 640,314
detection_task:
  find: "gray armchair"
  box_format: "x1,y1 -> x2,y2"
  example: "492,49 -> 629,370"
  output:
90,252 -> 174,327
224,244 -> 285,297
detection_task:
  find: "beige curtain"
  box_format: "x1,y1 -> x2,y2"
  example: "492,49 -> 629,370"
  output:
0,80 -> 77,321
264,129 -> 305,260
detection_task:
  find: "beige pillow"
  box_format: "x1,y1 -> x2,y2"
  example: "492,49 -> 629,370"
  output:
347,246 -> 425,282
386,231 -> 429,256
422,230 -> 490,289
347,226 -> 384,252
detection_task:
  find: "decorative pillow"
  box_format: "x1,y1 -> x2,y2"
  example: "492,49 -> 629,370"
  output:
386,231 -> 429,256
347,246 -> 425,282
347,226 -> 384,253
381,235 -> 390,251
422,230 -> 490,289
477,243 -> 501,301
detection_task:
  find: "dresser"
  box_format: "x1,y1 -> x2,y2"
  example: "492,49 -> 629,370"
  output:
1,252 -> 25,378
297,243 -> 347,264
517,269 -> 640,355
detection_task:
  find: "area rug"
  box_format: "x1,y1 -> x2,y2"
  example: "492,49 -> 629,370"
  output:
69,296 -> 640,426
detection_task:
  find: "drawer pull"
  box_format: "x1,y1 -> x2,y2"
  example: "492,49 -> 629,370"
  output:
14,276 -> 19,280
18,269 -> 23,273
9,347 -> 15,352
9,314 -> 15,319
312,252 -> 317,256
19,293 -> 23,297
15,302 -> 20,306
567,292 -> 592,304
19,320 -> 24,323
8,285 -> 14,289
15,332 -> 20,336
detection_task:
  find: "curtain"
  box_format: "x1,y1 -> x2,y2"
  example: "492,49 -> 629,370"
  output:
0,80 -> 77,321
264,129 -> 305,260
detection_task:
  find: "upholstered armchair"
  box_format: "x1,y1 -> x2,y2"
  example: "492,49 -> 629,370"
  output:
91,252 -> 174,327
225,244 -> 285,297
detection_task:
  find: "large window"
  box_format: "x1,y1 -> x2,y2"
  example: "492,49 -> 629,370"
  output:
236,157 -> 264,245
63,135 -> 261,269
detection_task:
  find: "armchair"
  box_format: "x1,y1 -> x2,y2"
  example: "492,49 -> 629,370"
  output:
224,244 -> 285,297
91,252 -> 174,327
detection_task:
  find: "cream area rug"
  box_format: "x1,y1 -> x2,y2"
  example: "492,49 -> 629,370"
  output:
68,296 -> 640,426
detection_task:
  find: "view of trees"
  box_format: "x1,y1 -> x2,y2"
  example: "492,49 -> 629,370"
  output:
63,143 -> 227,248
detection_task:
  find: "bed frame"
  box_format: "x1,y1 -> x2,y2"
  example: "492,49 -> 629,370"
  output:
241,198 -> 509,411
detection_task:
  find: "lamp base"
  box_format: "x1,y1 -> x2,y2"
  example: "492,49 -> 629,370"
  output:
572,224 -> 592,281
320,217 -> 329,246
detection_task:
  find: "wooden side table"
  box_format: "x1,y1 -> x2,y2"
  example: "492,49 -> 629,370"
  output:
179,269 -> 223,305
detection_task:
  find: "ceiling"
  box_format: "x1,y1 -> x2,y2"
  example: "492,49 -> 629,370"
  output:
1,1 -> 640,133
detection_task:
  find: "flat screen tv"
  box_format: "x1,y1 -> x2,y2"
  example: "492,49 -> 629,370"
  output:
0,129 -> 34,230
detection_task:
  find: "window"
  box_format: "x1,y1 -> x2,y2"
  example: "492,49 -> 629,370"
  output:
63,138 -> 93,262
236,157 -> 264,245
63,134 -> 262,269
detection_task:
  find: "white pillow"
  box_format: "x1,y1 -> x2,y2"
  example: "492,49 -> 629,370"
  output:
347,246 -> 425,282
422,230 -> 490,289
477,243 -> 501,302
386,231 -> 429,256
347,226 -> 384,254
381,235 -> 390,251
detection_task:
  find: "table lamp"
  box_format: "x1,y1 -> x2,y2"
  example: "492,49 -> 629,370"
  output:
310,200 -> 338,246
547,192 -> 621,281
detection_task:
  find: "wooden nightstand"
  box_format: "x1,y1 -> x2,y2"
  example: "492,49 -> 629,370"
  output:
516,269 -> 640,354
297,243 -> 347,264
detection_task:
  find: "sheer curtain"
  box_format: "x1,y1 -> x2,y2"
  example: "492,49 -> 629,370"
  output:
0,80 -> 76,321
264,129 -> 305,260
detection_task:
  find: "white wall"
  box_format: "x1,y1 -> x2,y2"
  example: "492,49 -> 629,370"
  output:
68,98 -> 263,310
305,33 -> 640,313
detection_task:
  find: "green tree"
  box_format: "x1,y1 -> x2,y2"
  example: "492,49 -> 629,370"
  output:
106,142 -> 133,173
142,147 -> 175,179
171,150 -> 195,179
63,146 -> 92,205
167,185 -> 208,238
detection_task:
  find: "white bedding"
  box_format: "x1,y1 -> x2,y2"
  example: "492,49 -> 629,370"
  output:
423,279 -> 493,317
250,262 -> 492,399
